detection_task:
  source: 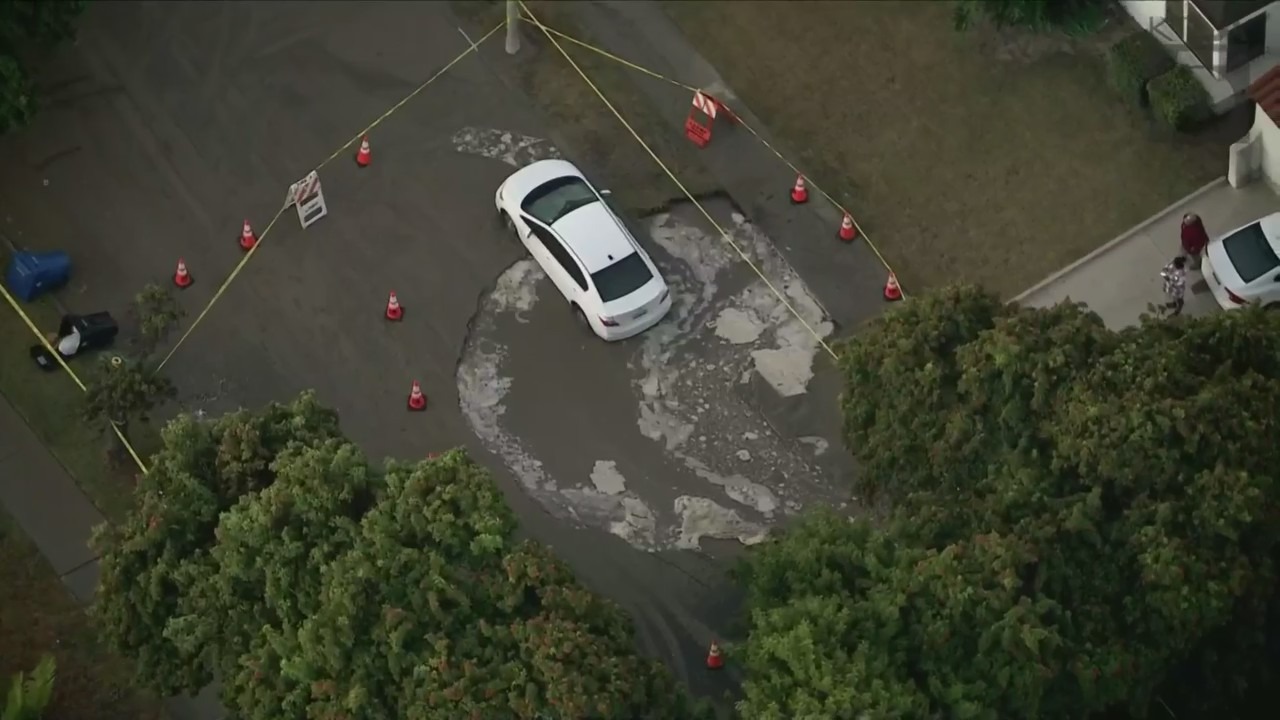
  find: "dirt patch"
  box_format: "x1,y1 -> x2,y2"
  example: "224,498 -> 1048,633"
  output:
663,0 -> 1236,298
0,514 -> 164,719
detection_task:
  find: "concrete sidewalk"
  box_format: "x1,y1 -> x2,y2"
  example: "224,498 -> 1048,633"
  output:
0,395 -> 223,720
1017,178 -> 1280,326
0,395 -> 103,603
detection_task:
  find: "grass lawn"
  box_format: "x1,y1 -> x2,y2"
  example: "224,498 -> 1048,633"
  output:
453,0 -> 717,216
0,512 -> 165,719
0,249 -> 158,523
663,1 -> 1236,298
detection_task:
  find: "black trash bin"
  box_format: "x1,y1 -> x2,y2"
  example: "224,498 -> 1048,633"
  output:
29,312 -> 120,371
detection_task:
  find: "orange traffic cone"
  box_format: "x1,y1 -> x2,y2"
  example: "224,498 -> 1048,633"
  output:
239,219 -> 257,251
838,213 -> 858,242
789,175 -> 808,204
173,258 -> 193,289
883,272 -> 903,302
385,291 -> 404,321
706,641 -> 724,670
356,135 -> 372,168
407,381 -> 427,411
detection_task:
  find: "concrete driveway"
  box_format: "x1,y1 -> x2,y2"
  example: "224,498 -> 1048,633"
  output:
1018,178 -> 1280,325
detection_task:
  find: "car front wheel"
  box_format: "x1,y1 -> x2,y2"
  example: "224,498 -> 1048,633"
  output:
502,213 -> 523,247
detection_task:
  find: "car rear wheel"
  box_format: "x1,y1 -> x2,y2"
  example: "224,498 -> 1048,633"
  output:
572,304 -> 594,336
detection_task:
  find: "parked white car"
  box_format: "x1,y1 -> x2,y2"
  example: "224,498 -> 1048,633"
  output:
494,159 -> 672,340
1203,212 -> 1280,311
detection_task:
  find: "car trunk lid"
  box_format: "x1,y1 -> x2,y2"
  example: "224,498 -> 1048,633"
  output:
601,278 -> 666,324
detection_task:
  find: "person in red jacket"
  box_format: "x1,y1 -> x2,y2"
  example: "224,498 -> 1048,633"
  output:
1181,213 -> 1209,270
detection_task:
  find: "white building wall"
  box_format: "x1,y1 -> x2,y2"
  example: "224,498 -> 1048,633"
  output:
1267,8 -> 1280,52
1120,0 -> 1168,31
1121,1 -> 1280,113
1257,105 -> 1280,188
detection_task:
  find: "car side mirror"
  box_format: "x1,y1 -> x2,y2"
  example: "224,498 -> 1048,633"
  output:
599,189 -> 612,197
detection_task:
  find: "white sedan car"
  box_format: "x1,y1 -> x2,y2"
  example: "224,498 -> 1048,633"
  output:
495,159 -> 672,340
1203,212 -> 1280,311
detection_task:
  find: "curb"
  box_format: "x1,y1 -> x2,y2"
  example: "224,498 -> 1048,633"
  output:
1011,176 -> 1227,303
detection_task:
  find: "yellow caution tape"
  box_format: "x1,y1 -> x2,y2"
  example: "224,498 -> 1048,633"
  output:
516,11 -> 905,302
0,283 -> 149,473
158,19 -> 506,371
519,3 -> 847,359
1,20 -> 506,479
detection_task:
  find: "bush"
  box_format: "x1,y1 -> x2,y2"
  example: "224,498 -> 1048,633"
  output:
953,0 -> 1108,33
1105,30 -> 1174,107
3,655 -> 56,720
1148,64 -> 1210,130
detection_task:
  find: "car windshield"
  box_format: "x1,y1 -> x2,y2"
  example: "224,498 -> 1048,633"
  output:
1222,222 -> 1280,283
591,252 -> 653,303
521,177 -> 600,226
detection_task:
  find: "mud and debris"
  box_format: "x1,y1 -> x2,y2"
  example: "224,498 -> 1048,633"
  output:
451,127 -> 562,169
456,198 -> 847,551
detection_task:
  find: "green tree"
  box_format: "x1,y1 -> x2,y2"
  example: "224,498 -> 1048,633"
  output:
0,1 -> 87,132
82,283 -> 184,459
92,391 -> 342,695
82,355 -> 176,431
82,353 -> 176,468
131,283 -> 186,356
737,285 -> 1280,719
94,392 -> 709,719
2,655 -> 55,720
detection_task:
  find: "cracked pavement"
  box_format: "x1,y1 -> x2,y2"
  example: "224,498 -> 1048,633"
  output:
458,198 -> 852,552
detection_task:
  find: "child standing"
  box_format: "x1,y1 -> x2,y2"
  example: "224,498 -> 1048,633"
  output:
1161,256 -> 1188,315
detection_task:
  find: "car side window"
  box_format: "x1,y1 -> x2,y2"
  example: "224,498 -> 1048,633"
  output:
522,216 -> 549,248
528,224 -> 588,291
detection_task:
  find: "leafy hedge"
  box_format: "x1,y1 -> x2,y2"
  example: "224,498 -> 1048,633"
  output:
1105,30 -> 1174,108
953,0 -> 1108,33
1149,64 -> 1211,130
0,1 -> 87,133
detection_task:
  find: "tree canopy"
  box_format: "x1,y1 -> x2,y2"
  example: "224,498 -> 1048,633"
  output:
93,391 -> 709,719
736,285 -> 1280,719
0,1 -> 86,132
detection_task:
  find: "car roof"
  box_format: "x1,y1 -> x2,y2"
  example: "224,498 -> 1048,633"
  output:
504,159 -> 586,205
552,202 -> 638,274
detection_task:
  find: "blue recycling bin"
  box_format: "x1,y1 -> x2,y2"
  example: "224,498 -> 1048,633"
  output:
5,250 -> 71,302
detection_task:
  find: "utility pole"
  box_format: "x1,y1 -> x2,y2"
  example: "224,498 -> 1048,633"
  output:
505,0 -> 521,55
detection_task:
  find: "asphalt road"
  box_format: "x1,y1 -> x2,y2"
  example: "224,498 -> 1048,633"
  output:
0,0 -> 855,704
